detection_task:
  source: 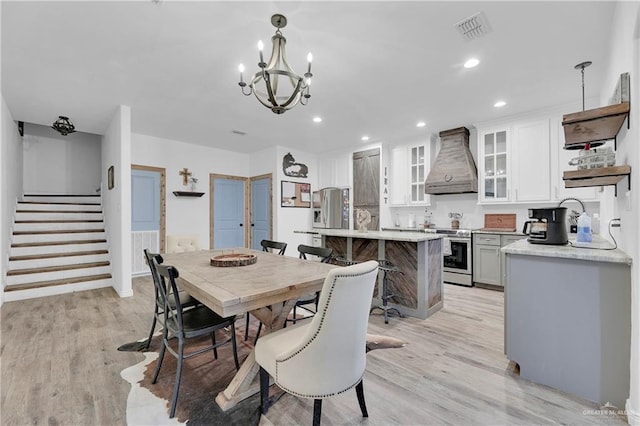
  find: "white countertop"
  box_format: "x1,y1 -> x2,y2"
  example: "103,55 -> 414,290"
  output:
502,234 -> 631,265
304,229 -> 443,242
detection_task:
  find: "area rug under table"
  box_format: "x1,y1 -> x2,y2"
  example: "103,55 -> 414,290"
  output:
119,325 -> 406,425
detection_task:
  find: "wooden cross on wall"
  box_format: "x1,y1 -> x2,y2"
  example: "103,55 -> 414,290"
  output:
179,168 -> 192,186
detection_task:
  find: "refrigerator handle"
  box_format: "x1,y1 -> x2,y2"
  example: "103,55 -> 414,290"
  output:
321,193 -> 327,225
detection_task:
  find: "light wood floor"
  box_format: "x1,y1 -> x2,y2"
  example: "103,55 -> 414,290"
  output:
1,279 -> 627,425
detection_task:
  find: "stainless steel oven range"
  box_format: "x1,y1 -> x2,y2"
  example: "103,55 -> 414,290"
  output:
425,228 -> 472,286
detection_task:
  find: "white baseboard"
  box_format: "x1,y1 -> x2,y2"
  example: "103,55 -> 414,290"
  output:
627,399 -> 640,426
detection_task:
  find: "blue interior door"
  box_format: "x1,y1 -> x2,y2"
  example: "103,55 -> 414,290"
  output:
251,177 -> 271,250
131,169 -> 160,232
213,178 -> 245,249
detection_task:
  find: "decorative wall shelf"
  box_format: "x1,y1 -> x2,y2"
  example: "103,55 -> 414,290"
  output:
563,165 -> 631,196
172,191 -> 204,197
562,102 -> 630,149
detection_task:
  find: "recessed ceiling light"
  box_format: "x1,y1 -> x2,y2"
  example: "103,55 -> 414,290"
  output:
464,58 -> 480,68
416,121 -> 426,128
361,135 -> 370,141
313,116 -> 322,123
494,100 -> 507,107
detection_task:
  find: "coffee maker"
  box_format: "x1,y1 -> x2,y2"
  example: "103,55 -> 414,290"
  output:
522,207 -> 568,245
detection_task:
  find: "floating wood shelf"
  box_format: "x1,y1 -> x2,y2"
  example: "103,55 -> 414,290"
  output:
172,191 -> 204,197
563,165 -> 631,196
562,102 -> 630,149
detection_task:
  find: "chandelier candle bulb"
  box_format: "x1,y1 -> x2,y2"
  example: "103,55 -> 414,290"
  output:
307,52 -> 312,74
238,64 -> 244,83
257,40 -> 264,64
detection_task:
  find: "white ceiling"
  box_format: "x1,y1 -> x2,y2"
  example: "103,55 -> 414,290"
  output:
1,1 -> 615,154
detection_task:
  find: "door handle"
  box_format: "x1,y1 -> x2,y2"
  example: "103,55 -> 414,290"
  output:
251,223 -> 255,227
239,224 -> 243,227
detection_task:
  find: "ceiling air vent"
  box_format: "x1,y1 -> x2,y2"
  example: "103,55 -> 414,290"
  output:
455,12 -> 492,41
231,129 -> 247,136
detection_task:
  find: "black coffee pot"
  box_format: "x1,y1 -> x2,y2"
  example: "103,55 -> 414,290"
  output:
522,207 -> 568,245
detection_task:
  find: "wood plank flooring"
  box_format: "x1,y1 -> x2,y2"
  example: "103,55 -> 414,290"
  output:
1,280 -> 627,425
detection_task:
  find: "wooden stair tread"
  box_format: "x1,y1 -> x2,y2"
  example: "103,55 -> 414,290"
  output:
15,220 -> 103,223
18,201 -> 101,206
4,274 -> 112,292
9,250 -> 108,261
7,261 -> 111,276
23,194 -> 100,197
16,210 -> 100,213
11,239 -> 107,248
13,229 -> 105,235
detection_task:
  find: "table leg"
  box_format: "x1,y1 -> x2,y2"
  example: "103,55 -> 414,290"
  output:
215,299 -> 297,411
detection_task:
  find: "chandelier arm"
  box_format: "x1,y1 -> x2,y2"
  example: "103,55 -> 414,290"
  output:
278,77 -> 304,108
263,72 -> 280,108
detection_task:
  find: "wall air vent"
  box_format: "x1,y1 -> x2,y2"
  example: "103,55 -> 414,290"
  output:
455,11 -> 492,41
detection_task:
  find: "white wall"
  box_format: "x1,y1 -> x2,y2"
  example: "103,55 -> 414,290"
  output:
102,105 -> 132,297
0,93 -> 23,305
599,2 -> 640,422
22,123 -> 101,195
274,146 -> 317,255
131,133 -> 251,249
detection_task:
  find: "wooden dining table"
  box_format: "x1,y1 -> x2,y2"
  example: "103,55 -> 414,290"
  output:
162,248 -> 339,411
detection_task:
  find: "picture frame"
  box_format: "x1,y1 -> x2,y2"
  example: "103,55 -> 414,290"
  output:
108,165 -> 114,190
281,181 -> 311,208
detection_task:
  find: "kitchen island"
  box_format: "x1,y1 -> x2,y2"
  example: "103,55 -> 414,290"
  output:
313,229 -> 443,319
502,236 -> 631,408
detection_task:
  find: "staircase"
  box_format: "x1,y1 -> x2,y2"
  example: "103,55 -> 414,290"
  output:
4,194 -> 113,301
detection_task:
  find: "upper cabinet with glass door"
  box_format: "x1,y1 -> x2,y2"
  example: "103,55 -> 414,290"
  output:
480,129 -> 509,202
390,143 -> 431,206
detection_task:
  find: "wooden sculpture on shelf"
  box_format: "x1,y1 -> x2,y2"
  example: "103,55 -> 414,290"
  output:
356,209 -> 372,232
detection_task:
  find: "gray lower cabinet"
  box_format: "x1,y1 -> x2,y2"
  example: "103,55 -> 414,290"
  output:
473,233 -> 525,288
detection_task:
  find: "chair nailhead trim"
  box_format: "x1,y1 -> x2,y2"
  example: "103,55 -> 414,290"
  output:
274,266 -> 375,399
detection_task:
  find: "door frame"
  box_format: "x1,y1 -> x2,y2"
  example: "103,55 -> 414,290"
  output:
249,173 -> 274,249
210,173 -> 250,249
131,164 -> 167,253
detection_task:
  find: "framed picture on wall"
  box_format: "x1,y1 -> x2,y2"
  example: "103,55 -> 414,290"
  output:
108,165 -> 114,190
281,181 -> 311,208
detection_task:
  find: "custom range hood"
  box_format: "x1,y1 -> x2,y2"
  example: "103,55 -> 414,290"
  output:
425,127 -> 478,194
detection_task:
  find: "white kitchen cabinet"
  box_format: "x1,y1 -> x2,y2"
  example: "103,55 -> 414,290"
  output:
511,119 -> 551,202
318,154 -> 351,189
390,143 -> 430,206
478,128 -> 509,203
478,119 -> 554,204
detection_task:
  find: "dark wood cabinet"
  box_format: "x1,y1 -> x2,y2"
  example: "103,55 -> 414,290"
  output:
352,148 -> 380,230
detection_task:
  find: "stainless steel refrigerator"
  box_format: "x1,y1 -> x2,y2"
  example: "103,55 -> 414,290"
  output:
312,187 -> 350,229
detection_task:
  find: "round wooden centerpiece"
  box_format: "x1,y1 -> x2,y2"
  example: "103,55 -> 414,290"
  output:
210,253 -> 257,267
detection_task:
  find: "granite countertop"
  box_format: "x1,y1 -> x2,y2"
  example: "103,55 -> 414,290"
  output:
312,228 -> 443,242
473,229 -> 526,236
502,234 -> 632,265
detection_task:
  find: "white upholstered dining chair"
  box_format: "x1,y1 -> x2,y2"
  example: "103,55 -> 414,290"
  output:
166,234 -> 201,253
255,260 -> 379,426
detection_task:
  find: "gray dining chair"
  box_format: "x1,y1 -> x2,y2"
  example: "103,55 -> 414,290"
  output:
245,239 -> 288,342
151,260 -> 240,418
142,249 -> 200,350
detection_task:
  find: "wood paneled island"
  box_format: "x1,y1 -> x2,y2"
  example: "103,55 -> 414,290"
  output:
312,229 -> 444,319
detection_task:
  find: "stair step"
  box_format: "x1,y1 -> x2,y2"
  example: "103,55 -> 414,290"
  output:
16,203 -> 102,212
7,261 -> 111,276
13,229 -> 105,235
23,194 -> 99,197
15,220 -> 103,223
18,201 -> 100,206
4,274 -> 112,292
11,231 -> 107,244
16,209 -> 100,214
9,250 -> 108,261
11,239 -> 107,248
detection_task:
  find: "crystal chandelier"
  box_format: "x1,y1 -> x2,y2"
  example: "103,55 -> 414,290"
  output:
51,116 -> 76,136
238,14 -> 313,114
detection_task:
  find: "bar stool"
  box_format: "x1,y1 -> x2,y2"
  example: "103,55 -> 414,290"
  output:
370,259 -> 404,324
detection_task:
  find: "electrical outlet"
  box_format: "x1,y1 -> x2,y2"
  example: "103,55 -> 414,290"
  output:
625,190 -> 631,211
